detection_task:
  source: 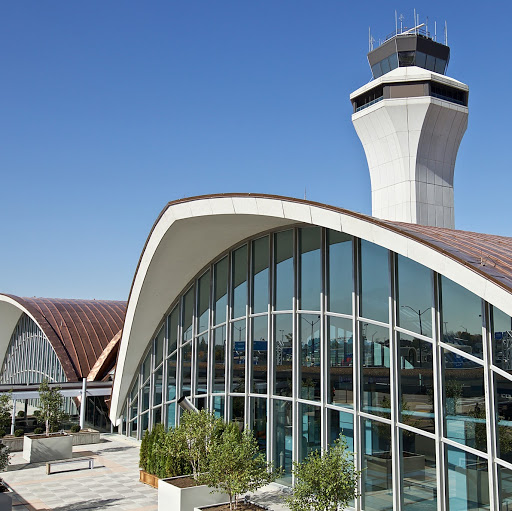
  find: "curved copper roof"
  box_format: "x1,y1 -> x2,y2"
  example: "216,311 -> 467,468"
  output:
3,295 -> 126,382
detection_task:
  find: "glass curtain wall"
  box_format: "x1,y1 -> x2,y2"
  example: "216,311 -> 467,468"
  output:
122,225 -> 512,511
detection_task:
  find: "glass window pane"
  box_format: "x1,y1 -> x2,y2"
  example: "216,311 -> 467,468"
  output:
426,54 -> 436,71
328,316 -> 353,407
274,314 -> 293,397
300,403 -> 321,461
444,349 -> 486,452
232,319 -> 246,393
232,245 -> 248,319
446,445 -> 489,510
328,408 -> 354,451
252,236 -> 269,314
141,412 -> 149,436
441,277 -> 483,359
362,418 -> 393,511
360,240 -> 390,323
130,418 -> 138,438
231,396 -> 245,426
142,382 -> 150,411
415,51 -> 427,68
327,230 -> 352,315
130,380 -> 138,402
213,257 -> 228,325
401,433 -> 437,510
213,395 -> 225,419
274,399 -> 293,485
154,366 -> 163,406
168,306 -> 179,356
197,270 -> 210,334
155,326 -> 164,367
274,230 -> 294,311
499,465 -> 512,510
183,288 -> 194,343
492,306 -> 512,371
152,406 -> 162,427
196,333 -> 208,395
434,57 -> 446,74
380,57 -> 391,74
495,374 -> 512,463
399,333 -> 435,433
362,323 -> 391,418
252,315 -> 268,394
166,402 -> 175,430
181,342 -> 192,396
252,398 -> 267,452
388,52 -> 398,70
142,351 -> 151,383
299,314 -> 321,401
167,354 -> 176,401
299,227 -> 321,312
213,326 -> 226,393
372,62 -> 382,79
398,255 -> 433,337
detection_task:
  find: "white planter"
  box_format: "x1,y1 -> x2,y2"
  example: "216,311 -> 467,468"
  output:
70,429 -> 100,446
158,476 -> 229,511
22,433 -> 73,463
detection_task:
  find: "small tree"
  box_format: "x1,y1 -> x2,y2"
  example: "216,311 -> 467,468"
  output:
0,442 -> 10,472
0,393 -> 11,431
200,423 -> 279,510
37,380 -> 66,436
286,435 -> 360,511
177,409 -> 223,480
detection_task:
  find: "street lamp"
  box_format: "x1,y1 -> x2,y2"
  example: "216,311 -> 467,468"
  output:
302,315 -> 321,363
401,306 -> 430,367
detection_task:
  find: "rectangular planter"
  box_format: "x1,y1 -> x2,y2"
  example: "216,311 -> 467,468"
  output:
0,481 -> 13,511
22,433 -> 73,463
158,476 -> 229,511
1,436 -> 24,452
140,470 -> 159,488
366,452 -> 425,490
70,429 -> 100,446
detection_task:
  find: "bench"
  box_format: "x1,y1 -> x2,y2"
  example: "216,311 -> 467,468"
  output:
46,456 -> 95,475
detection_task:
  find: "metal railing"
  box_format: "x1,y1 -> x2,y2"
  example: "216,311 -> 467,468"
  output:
356,96 -> 383,113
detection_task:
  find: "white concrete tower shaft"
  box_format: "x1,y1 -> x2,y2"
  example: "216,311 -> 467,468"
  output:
351,35 -> 468,228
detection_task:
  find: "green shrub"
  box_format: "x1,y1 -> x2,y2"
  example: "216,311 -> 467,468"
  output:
0,394 -> 11,431
14,429 -> 24,437
0,430 -> 6,438
50,425 -> 60,433
0,443 -> 10,472
139,429 -> 150,472
33,410 -> 41,418
17,411 -> 25,418
33,427 -> 43,435
70,425 -> 81,433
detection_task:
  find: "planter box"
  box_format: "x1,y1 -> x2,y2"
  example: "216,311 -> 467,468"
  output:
0,481 -> 13,511
158,476 -> 229,511
366,452 -> 425,490
140,470 -> 159,488
1,436 -> 24,452
70,429 -> 100,446
22,433 -> 73,463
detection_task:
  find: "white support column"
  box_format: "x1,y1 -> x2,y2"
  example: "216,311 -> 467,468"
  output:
80,378 -> 87,429
10,399 -> 16,435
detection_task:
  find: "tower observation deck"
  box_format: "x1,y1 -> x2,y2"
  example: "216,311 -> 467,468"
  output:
350,18 -> 468,228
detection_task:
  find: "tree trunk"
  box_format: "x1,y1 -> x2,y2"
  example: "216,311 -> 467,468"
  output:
45,419 -> 49,437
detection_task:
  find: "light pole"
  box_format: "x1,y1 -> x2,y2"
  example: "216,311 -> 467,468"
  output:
302,316 -> 321,364
401,306 -> 430,367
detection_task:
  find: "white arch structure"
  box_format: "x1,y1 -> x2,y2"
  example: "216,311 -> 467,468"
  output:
110,194 -> 512,421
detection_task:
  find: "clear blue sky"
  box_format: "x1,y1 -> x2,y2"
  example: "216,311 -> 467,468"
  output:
1,1 -> 510,301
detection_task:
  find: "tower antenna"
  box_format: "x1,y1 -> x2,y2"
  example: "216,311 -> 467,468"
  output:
399,13 -> 404,34
414,9 -> 416,34
395,10 -> 398,36
445,20 -> 448,46
435,21 -> 437,41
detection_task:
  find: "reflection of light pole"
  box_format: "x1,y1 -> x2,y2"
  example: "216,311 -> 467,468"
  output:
302,316 -> 321,362
401,306 -> 430,367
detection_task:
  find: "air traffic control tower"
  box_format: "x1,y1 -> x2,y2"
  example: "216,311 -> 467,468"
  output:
350,20 -> 468,228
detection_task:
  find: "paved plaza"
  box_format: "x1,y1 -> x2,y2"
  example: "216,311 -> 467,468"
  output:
2,434 -> 157,511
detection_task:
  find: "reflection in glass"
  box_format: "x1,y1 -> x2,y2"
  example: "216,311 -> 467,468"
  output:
444,349 -> 486,452
399,333 -> 434,434
494,374 -> 512,463
166,402 -> 175,429
252,398 -> 267,452
168,306 -> 179,356
499,465 -> 512,510
328,316 -> 353,407
154,366 -> 163,406
142,351 -> 151,383
232,245 -> 248,319
362,323 -> 391,418
252,236 -> 269,314
274,314 -> 293,397
252,315 -> 268,394
397,255 -> 433,337
130,418 -> 137,438
213,395 -> 224,419
196,334 -> 208,395
140,412 -> 149,435
401,432 -> 437,510
274,230 -> 294,311
232,319 -> 246,393
299,227 -> 321,312
181,342 -> 192,396
153,406 -> 162,427
142,382 -> 150,411
327,230 -> 353,315
492,306 -> 512,371
300,314 -> 321,401
446,444 -> 489,510
274,400 -> 293,485
231,396 -> 245,426
183,288 -> 194,343
197,271 -> 210,334
328,408 -> 353,451
214,257 -> 228,325
300,404 -> 321,461
213,326 -> 226,393
441,277 -> 483,359
362,419 -> 393,511
360,241 -> 390,323
155,326 -> 164,367
167,354 -> 176,401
